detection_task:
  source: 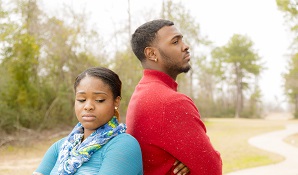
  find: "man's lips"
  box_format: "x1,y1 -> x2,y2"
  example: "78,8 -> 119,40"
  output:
184,53 -> 191,60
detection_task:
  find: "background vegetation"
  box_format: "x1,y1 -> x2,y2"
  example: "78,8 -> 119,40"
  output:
0,0 -> 297,135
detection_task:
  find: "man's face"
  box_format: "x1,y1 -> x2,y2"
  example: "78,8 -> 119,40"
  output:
154,25 -> 191,78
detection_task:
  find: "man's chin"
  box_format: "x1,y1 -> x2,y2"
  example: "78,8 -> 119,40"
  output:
182,65 -> 191,73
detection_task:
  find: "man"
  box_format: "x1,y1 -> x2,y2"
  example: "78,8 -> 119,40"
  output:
126,19 -> 222,175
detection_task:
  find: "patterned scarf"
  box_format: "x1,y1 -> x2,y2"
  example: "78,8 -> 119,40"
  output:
57,116 -> 126,175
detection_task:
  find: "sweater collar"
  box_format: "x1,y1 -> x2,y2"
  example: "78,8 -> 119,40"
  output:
142,69 -> 178,91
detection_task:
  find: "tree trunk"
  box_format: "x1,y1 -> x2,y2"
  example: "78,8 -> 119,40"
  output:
235,65 -> 241,118
295,94 -> 298,119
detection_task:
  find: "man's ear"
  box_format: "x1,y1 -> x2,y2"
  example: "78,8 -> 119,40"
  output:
144,47 -> 156,61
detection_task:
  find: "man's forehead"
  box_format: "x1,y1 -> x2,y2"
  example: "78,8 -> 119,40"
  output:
157,26 -> 182,39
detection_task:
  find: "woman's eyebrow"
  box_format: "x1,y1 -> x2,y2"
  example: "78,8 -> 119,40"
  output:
76,91 -> 108,95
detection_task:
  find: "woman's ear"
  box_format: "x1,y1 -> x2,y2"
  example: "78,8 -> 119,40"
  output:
114,96 -> 121,108
113,96 -> 121,121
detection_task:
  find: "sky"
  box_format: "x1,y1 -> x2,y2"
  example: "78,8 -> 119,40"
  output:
188,0 -> 291,110
42,0 -> 292,110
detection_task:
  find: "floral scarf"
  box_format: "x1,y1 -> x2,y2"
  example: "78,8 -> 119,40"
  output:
57,116 -> 126,175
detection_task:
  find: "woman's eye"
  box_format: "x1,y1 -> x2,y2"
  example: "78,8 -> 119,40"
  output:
77,99 -> 85,102
96,99 -> 105,103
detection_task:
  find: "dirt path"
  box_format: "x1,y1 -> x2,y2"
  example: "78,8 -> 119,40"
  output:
0,151 -> 45,174
226,123 -> 298,175
0,130 -> 69,175
0,158 -> 41,172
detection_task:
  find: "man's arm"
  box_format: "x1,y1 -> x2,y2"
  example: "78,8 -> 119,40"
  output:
160,97 -> 222,175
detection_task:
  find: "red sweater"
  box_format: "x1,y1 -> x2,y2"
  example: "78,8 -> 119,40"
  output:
126,70 -> 222,175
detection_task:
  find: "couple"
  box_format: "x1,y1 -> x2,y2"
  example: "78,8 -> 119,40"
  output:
33,19 -> 222,175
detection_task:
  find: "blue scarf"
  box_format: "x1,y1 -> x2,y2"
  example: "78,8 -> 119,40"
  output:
57,117 -> 126,175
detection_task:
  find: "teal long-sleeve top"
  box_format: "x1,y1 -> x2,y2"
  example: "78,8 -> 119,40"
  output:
34,133 -> 143,175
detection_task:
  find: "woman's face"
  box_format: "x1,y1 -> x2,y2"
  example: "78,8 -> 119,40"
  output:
74,76 -> 119,137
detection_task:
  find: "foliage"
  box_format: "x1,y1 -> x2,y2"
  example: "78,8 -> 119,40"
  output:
1,32 -> 43,131
112,49 -> 142,120
276,0 -> 298,33
283,53 -> 298,118
0,0 -> 104,133
276,0 -> 298,118
211,34 -> 264,118
0,0 -> 277,134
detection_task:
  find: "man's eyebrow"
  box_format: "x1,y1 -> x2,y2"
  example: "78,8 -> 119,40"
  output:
171,34 -> 183,40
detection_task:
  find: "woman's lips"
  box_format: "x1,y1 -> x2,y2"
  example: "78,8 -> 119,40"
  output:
82,115 -> 96,121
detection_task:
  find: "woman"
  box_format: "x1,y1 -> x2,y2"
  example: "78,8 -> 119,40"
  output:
33,67 -> 143,175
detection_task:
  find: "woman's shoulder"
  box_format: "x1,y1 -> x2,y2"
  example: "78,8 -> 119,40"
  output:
104,133 -> 140,150
101,133 -> 142,159
111,133 -> 139,144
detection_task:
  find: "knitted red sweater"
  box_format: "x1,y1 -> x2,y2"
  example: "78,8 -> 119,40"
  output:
126,70 -> 222,175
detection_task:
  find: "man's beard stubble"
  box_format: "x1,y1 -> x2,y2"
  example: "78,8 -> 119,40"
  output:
158,48 -> 191,74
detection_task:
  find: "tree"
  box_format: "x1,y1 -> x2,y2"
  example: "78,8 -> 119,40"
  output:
0,0 -> 44,132
0,0 -> 105,133
284,53 -> 298,118
276,0 -> 298,118
36,4 -> 105,128
212,34 -> 264,118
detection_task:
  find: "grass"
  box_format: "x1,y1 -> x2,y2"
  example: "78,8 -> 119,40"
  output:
284,133 -> 298,147
0,118 -> 297,175
204,118 -> 298,174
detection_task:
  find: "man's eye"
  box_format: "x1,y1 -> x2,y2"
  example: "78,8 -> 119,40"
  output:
77,99 -> 85,102
173,40 -> 178,44
96,99 -> 105,103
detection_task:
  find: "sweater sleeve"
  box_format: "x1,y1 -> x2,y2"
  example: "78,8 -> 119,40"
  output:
33,138 -> 64,175
97,134 -> 143,175
160,96 -> 222,175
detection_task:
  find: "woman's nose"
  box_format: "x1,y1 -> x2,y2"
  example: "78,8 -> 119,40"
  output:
84,101 -> 94,111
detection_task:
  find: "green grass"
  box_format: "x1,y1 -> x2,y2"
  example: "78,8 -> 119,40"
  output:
204,118 -> 298,174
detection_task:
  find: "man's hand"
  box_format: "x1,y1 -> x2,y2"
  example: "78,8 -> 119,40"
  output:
173,160 -> 190,175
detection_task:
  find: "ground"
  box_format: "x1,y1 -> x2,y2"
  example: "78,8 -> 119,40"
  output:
0,127 -> 70,175
0,115 -> 297,175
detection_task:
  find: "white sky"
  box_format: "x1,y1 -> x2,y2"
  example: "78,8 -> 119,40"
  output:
42,0 -> 292,110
